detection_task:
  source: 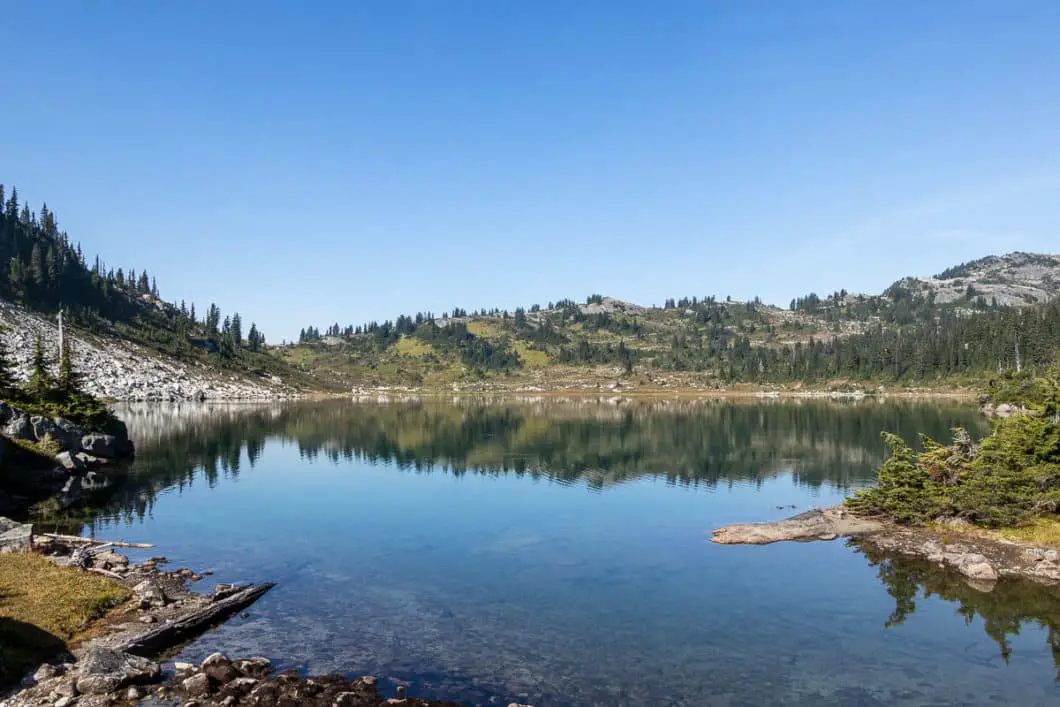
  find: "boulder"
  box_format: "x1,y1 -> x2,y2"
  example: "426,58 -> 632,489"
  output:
30,416 -> 84,451
994,403 -> 1019,417
956,553 -> 998,582
233,656 -> 272,679
81,433 -> 119,458
75,646 -> 160,695
182,671 -> 213,697
0,516 -> 33,554
55,450 -> 86,472
133,579 -> 168,608
3,413 -> 33,440
202,653 -> 239,684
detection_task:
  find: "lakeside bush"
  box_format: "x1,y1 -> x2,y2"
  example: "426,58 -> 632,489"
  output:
846,368 -> 1060,528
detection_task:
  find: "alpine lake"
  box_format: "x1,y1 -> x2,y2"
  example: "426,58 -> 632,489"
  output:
29,398 -> 1060,706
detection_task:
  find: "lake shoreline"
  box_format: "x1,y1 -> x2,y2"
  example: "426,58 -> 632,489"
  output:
710,507 -> 1060,587
0,537 -> 492,707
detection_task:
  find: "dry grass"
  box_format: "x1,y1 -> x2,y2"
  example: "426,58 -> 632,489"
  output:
394,337 -> 432,357
996,518 -> 1060,548
0,554 -> 131,683
466,320 -> 503,338
511,341 -> 550,368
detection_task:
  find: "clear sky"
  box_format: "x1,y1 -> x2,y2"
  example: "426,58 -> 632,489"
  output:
3,1 -> 1059,341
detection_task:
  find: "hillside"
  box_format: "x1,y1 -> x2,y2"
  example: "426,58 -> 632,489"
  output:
282,252 -> 1060,392
0,184 -> 333,400
3,184 -> 1057,397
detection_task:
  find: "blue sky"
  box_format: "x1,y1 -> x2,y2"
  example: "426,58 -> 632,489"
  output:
3,1 -> 1059,341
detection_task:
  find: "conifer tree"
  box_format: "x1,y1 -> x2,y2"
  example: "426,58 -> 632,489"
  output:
26,334 -> 55,400
5,185 -> 17,218
29,244 -> 44,286
230,313 -> 243,347
58,334 -> 81,397
0,329 -> 19,399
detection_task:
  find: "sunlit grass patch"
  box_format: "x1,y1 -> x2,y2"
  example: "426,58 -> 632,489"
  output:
0,553 -> 131,683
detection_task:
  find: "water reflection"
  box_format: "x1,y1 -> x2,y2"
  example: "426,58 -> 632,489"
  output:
854,539 -> 1060,675
37,398 -> 985,530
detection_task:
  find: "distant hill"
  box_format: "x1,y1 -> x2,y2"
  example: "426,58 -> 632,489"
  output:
285,252 -> 1060,391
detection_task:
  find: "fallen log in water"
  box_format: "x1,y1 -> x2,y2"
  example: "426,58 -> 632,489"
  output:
40,532 -> 155,548
115,583 -> 276,657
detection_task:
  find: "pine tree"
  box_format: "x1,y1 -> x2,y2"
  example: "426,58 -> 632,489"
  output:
45,246 -> 58,285
9,256 -> 23,292
58,334 -> 81,397
0,329 -> 19,399
247,322 -> 261,351
29,244 -> 44,286
230,313 -> 243,347
6,186 -> 18,218
26,334 -> 55,400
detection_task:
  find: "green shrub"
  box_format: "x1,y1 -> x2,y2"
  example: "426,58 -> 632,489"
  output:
846,392 -> 1060,528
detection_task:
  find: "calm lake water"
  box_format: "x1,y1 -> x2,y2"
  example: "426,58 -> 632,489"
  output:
34,399 -> 1060,706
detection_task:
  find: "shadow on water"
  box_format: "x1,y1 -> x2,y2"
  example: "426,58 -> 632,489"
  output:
852,539 -> 1060,678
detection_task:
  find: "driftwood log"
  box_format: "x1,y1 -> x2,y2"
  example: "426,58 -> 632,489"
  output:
115,583 -> 276,657
41,532 -> 155,548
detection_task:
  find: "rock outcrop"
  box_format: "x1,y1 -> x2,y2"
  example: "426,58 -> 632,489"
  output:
0,517 -> 32,553
709,508 -> 883,545
713,506 -> 1060,589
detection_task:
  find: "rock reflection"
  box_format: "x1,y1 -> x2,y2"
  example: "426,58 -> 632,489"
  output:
854,539 -> 1060,674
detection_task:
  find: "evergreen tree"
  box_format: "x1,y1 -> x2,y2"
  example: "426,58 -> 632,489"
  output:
29,244 -> 44,286
231,313 -> 243,347
5,185 -> 17,218
58,334 -> 81,396
0,328 -> 19,399
25,334 -> 55,400
247,322 -> 261,351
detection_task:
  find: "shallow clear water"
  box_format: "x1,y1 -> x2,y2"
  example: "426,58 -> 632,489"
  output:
38,399 -> 1060,706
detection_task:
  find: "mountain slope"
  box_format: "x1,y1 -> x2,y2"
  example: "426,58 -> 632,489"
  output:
0,184 -> 334,399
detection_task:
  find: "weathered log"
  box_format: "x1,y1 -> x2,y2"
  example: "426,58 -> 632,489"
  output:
40,532 -> 155,548
86,566 -> 125,580
114,583 -> 276,657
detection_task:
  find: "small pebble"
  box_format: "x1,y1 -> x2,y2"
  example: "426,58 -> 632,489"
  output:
240,612 -> 250,619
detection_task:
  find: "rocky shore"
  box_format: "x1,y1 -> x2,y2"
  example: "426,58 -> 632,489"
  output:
710,507 -> 1060,587
0,535 -> 534,707
0,403 -> 135,517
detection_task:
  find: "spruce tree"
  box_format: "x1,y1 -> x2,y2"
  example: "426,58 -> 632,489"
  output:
29,244 -> 44,286
58,335 -> 82,397
0,330 -> 19,399
231,313 -> 243,347
26,334 -> 55,401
